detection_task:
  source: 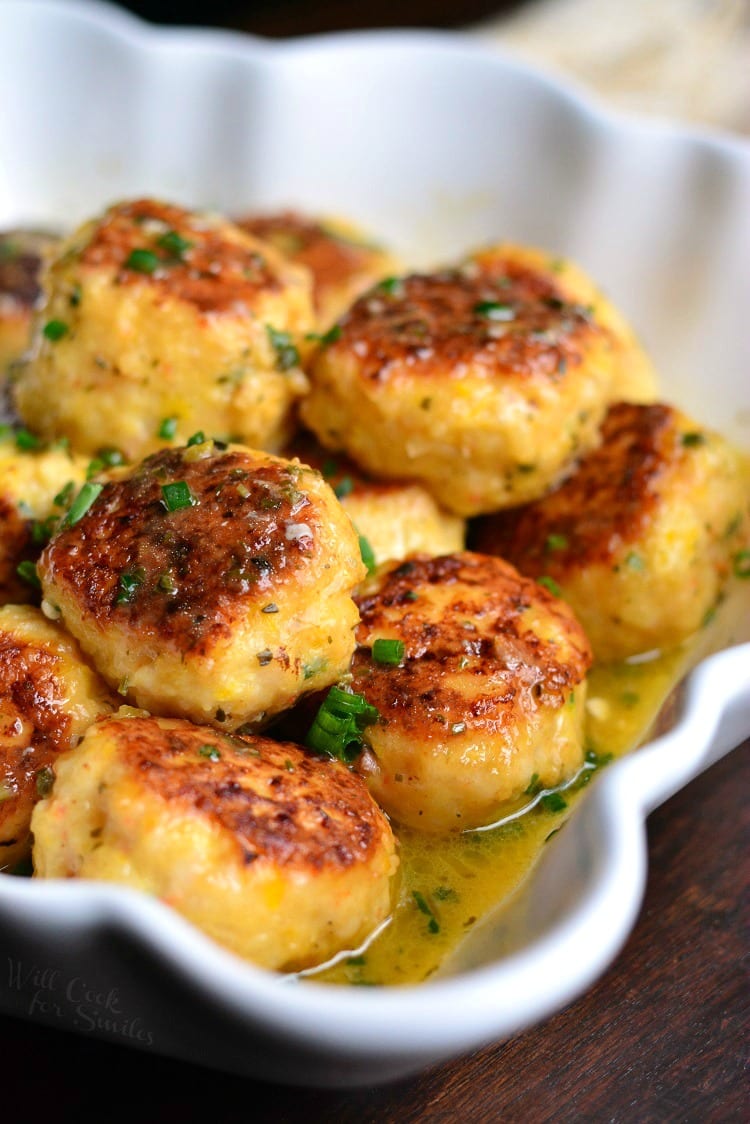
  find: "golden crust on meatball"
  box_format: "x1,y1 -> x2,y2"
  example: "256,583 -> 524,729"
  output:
236,209 -> 401,331
471,402 -> 750,661
38,441 -> 366,731
345,551 -> 592,832
0,433 -> 89,606
12,198 -> 315,459
30,713 -> 399,971
284,428 -> 465,566
300,243 -> 645,516
0,604 -> 115,871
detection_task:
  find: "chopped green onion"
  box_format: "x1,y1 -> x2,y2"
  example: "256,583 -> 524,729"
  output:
371,638 -> 405,665
307,323 -> 342,346
539,791 -> 568,813
305,686 -> 379,763
733,549 -> 750,579
61,482 -> 103,527
53,480 -> 76,508
378,277 -> 403,296
266,325 -> 300,371
116,568 -> 145,605
42,319 -> 69,341
14,428 -> 42,451
35,766 -> 55,797
161,481 -> 197,512
358,533 -> 376,574
186,431 -> 205,447
412,891 -> 440,934
157,230 -> 193,259
157,416 -> 178,440
125,248 -> 159,274
545,533 -> 569,553
334,476 -> 354,500
681,431 -> 706,447
537,575 -> 562,597
474,300 -> 514,320
524,773 -> 543,796
198,744 -> 221,762
16,560 -> 40,590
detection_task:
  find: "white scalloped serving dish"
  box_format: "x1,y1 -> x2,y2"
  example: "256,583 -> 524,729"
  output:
0,0 -> 748,1089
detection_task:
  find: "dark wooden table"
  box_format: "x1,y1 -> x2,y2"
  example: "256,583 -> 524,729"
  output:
2,742 -> 747,1121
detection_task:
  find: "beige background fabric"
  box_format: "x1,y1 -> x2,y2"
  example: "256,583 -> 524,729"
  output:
471,0 -> 750,137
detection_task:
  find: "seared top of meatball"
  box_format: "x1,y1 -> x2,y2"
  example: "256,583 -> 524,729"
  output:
40,444 -> 329,653
351,552 -> 592,740
325,257 -> 605,385
77,198 -> 284,314
97,715 -> 391,871
237,209 -> 385,316
471,402 -> 693,571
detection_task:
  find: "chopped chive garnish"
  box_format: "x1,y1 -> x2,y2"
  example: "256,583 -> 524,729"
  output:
474,300 -> 514,320
100,446 -> 126,467
43,319 -> 69,341
681,431 -> 706,447
35,765 -> 55,797
321,457 -> 338,478
733,549 -> 750,579
125,248 -> 159,274
198,744 -> 221,762
412,891 -> 440,934
545,533 -> 569,552
378,277 -> 403,295
16,560 -> 40,590
157,230 -> 193,259
186,431 -> 205,447
585,747 -> 614,768
161,481 -> 197,511
358,533 -> 376,574
371,638 -> 405,665
61,482 -> 103,527
305,686 -> 379,763
334,476 -> 354,499
307,323 -> 342,346
14,428 -> 42,451
524,773 -> 542,796
116,568 -> 145,605
265,325 -> 300,371
537,575 -> 562,597
157,416 -> 178,440
53,480 -> 76,508
539,791 -> 568,813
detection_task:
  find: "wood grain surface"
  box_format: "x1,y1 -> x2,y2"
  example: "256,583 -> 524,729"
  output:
1,740 -> 746,1122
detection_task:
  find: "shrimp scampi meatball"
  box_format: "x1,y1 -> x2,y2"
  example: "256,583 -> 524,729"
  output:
12,198 -> 315,460
0,604 -> 115,871
30,713 -> 399,971
344,551 -> 593,833
301,243 -> 658,517
0,431 -> 89,606
237,208 -> 401,332
283,429 -> 466,567
37,440 -> 366,731
471,402 -> 750,662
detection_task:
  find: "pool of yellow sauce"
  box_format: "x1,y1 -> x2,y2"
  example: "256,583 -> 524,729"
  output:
302,578 -> 749,988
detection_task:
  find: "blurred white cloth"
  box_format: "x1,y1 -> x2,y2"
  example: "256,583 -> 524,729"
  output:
471,0 -> 750,137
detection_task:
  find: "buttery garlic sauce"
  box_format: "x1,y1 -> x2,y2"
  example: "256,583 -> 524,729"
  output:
303,577 -> 749,987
